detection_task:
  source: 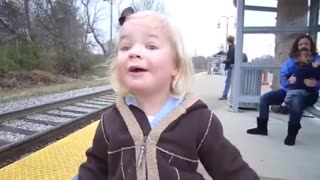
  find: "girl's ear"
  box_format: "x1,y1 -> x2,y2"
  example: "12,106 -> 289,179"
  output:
171,67 -> 178,77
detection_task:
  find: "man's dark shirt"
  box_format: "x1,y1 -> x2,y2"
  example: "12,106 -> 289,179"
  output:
224,44 -> 235,70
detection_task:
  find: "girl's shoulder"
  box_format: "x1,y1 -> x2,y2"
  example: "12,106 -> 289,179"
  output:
183,100 -> 221,130
101,103 -> 119,123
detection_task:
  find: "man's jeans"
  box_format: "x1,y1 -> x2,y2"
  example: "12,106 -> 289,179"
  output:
259,89 -> 318,129
283,89 -> 309,106
222,67 -> 232,98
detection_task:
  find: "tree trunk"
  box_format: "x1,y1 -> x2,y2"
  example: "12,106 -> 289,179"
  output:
271,0 -> 308,90
24,0 -> 34,41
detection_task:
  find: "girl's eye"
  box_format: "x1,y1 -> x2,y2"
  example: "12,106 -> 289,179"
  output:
146,44 -> 158,50
120,45 -> 130,51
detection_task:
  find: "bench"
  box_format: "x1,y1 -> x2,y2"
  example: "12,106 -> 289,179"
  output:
304,100 -> 320,118
229,61 -> 282,109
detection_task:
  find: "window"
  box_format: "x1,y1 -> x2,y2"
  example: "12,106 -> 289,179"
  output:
244,0 -> 310,27
244,11 -> 276,27
243,34 -> 275,62
245,0 -> 278,8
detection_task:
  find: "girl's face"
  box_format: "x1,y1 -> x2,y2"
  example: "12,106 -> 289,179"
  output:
298,38 -> 311,51
297,51 -> 311,65
116,18 -> 178,96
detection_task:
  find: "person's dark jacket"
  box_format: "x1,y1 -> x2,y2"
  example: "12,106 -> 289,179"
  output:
224,44 -> 235,70
243,53 -> 248,63
285,62 -> 320,92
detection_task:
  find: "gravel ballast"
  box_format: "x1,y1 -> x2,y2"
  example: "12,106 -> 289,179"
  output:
0,85 -> 112,114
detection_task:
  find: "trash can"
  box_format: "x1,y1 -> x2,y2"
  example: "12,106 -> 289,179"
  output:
229,67 -> 262,109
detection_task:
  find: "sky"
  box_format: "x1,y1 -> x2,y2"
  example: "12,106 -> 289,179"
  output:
92,0 -> 314,61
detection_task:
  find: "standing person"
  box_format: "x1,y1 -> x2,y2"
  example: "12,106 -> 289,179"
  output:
75,11 -> 258,180
246,34 -> 320,146
219,35 -> 235,100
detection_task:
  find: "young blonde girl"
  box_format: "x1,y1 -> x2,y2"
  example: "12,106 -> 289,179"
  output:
76,11 -> 258,180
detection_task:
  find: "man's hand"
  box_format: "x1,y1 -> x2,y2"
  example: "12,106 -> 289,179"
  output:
304,78 -> 318,87
312,61 -> 320,68
288,76 -> 296,84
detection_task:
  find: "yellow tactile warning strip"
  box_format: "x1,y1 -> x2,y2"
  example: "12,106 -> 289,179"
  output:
0,121 -> 99,180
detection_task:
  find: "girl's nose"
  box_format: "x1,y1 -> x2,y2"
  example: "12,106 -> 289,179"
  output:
129,45 -> 143,59
129,54 -> 142,59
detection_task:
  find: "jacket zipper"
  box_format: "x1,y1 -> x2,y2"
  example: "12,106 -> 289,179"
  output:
137,136 -> 147,167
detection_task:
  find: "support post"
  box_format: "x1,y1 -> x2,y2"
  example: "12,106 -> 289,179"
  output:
232,0 -> 245,112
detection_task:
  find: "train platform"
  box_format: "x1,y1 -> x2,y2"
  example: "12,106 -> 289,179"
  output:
0,74 -> 320,180
0,121 -> 99,180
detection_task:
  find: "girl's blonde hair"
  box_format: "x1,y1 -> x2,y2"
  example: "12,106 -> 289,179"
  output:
110,11 -> 194,97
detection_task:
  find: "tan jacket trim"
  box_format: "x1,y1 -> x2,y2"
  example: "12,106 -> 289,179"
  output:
116,97 -> 146,180
174,167 -> 180,180
121,150 -> 126,179
168,155 -> 174,164
108,146 -> 136,154
100,114 -> 110,145
156,146 -> 198,163
146,92 -> 199,180
196,112 -> 213,152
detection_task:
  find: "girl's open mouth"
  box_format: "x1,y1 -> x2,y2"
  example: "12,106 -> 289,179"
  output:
128,66 -> 148,73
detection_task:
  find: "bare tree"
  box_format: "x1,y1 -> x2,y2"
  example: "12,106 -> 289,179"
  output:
81,0 -> 108,56
131,0 -> 165,13
0,1 -> 24,38
24,0 -> 33,40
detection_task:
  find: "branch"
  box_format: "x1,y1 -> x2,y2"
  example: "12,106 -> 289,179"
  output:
82,0 -> 107,56
35,16 -> 59,40
0,18 -> 16,35
34,0 -> 55,29
24,0 -> 34,40
47,0 -> 54,11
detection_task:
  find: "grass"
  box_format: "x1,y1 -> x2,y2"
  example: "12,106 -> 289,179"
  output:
0,67 -> 204,104
0,78 -> 109,103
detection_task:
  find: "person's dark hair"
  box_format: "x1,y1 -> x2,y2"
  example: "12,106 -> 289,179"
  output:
293,48 -> 311,59
226,35 -> 235,44
289,34 -> 317,58
119,7 -> 135,26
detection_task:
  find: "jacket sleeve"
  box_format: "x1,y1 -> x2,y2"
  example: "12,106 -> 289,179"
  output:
77,119 -> 109,179
198,113 -> 259,180
280,58 -> 294,89
226,46 -> 235,64
312,55 -> 320,90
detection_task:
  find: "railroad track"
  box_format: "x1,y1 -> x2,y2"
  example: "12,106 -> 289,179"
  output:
0,88 -> 117,167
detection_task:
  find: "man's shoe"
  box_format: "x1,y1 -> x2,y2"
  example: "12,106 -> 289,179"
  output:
247,117 -> 268,136
284,126 -> 300,146
218,97 -> 227,100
